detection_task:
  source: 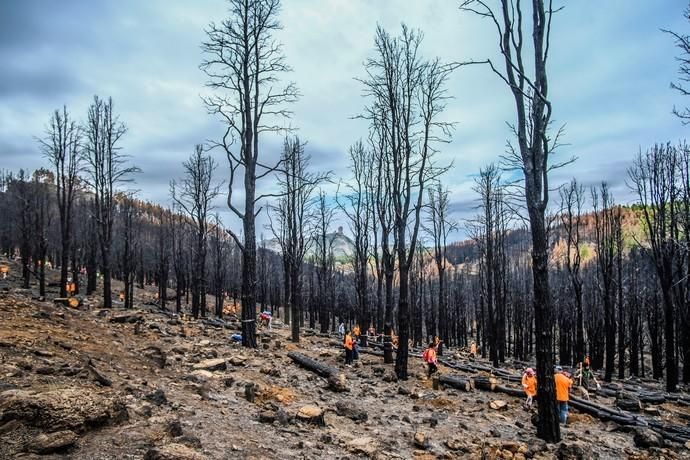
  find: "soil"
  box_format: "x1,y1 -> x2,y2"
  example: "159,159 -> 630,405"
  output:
0,257 -> 689,459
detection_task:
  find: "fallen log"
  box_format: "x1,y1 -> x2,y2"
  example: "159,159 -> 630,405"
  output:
494,384 -> 524,398
439,375 -> 473,392
288,352 -> 338,378
474,376 -> 498,391
287,351 -> 348,392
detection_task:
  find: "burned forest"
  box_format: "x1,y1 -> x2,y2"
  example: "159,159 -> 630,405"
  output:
1,1 -> 690,459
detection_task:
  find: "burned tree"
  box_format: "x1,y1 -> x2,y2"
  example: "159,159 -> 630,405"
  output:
460,0 -> 564,441
559,179 -> 585,363
83,96 -> 138,308
361,25 -> 453,379
425,183 -> 457,355
268,137 -> 323,342
201,0 -> 299,348
591,183 -> 620,382
314,190 -> 335,334
40,106 -> 81,298
171,144 -> 220,318
338,141 -> 372,345
628,143 -> 685,391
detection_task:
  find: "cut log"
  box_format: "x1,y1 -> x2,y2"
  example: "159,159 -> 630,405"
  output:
494,384 -> 525,398
474,376 -> 498,391
439,375 -> 472,392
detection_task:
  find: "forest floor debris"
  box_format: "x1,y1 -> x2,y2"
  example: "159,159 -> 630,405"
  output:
0,269 -> 689,458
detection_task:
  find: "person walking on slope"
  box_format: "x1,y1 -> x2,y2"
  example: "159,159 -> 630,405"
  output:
423,341 -> 439,378
343,331 -> 354,366
521,367 -> 537,410
469,341 -> 477,360
338,322 -> 345,338
554,366 -> 573,425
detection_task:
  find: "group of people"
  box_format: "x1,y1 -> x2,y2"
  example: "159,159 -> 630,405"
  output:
520,356 -> 601,426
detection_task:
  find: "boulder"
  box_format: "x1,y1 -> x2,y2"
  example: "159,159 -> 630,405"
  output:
29,430 -> 78,454
0,388 -> 127,432
335,400 -> 368,422
192,358 -> 226,372
633,428 -> 664,449
228,356 -> 246,366
490,400 -> 509,410
144,389 -> 167,406
144,444 -> 204,460
556,442 -> 593,460
414,431 -> 429,449
327,373 -> 348,392
346,436 -> 378,457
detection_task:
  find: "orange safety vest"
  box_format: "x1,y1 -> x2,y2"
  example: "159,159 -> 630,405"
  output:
554,373 -> 572,402
522,374 -> 537,397
344,334 -> 353,351
353,326 -> 360,337
470,343 -> 477,354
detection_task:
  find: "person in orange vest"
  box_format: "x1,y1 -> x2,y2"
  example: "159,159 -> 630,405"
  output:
469,341 -> 477,360
554,365 -> 573,425
343,331 -> 354,366
66,280 -> 76,296
422,340 -> 439,378
119,291 -> 125,302
521,367 -> 537,410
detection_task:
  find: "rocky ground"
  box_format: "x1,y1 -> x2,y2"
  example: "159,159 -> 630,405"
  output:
0,259 -> 689,459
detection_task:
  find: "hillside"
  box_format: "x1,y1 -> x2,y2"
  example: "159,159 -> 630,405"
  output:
1,257 -> 689,459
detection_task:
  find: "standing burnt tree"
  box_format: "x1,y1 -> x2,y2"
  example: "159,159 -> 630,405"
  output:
83,96 -> 138,308
425,182 -> 457,355
268,137 -> 322,342
460,0 -> 564,441
40,106 -> 81,298
314,190 -> 335,334
361,25 -> 453,379
628,143 -> 685,391
559,179 -> 585,363
591,183 -> 621,382
201,0 -> 299,348
338,141 -> 372,346
171,145 -> 220,319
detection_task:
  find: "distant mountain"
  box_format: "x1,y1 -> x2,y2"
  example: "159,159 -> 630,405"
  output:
261,226 -> 355,262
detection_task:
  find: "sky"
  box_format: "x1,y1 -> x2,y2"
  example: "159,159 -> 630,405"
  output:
1,0 -> 688,242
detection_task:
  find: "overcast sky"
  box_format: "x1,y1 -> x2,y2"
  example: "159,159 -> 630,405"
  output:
1,1 -> 688,241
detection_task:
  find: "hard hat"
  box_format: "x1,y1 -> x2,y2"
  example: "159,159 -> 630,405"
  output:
526,367 -> 534,375
555,365 -> 563,372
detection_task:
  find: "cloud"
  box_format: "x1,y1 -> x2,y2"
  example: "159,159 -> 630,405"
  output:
0,0 -> 688,241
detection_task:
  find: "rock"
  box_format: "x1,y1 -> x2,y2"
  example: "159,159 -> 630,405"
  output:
501,441 -> 527,454
259,410 -> 277,423
0,419 -> 20,434
0,388 -> 127,432
144,443 -> 204,460
192,358 -> 226,372
445,439 -> 467,451
398,386 -> 411,395
198,340 -> 210,347
143,346 -> 167,368
414,431 -> 429,449
244,383 -> 258,403
382,371 -> 398,382
30,430 -> 78,454
177,435 -> 202,449
187,370 -> 215,383
228,356 -> 246,366
166,419 -> 183,437
346,436 -> 378,456
144,389 -> 167,406
556,442 -> 593,460
615,393 -> 641,412
296,405 -> 324,425
260,366 -> 281,377
489,400 -> 508,410
633,428 -> 664,449
335,400 -> 368,422
490,427 -> 502,438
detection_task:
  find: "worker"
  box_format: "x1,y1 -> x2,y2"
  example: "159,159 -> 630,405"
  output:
521,367 -> 537,410
119,291 -> 125,302
338,322 -> 345,338
344,331 -> 354,366
576,356 -> 601,391
352,325 -> 360,340
434,335 -> 443,356
422,340 -> 439,378
469,341 -> 477,360
554,365 -> 573,425
0,265 -> 8,280
66,279 -> 76,296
